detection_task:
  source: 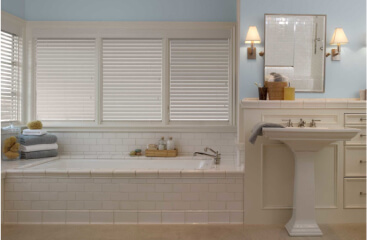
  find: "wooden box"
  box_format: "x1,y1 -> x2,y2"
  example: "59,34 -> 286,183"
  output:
145,149 -> 178,157
265,81 -> 288,100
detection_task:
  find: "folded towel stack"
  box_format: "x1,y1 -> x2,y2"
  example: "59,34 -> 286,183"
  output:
19,130 -> 58,159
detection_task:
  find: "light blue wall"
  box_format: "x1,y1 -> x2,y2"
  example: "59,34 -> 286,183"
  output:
2,0 -> 236,22
1,0 -> 25,19
240,0 -> 366,99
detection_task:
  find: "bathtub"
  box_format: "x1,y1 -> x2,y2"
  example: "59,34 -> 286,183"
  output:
3,156 -> 244,225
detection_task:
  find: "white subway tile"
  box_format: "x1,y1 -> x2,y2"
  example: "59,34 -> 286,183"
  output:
90,211 -> 113,224
208,211 -> 229,223
66,211 -> 90,224
18,211 -> 42,224
114,211 -> 137,224
162,211 -> 185,224
4,211 -> 17,223
138,211 -> 161,224
43,211 -> 66,224
185,211 -> 208,224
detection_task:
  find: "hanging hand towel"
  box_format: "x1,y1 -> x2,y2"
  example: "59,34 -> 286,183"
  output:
23,129 -> 47,136
20,143 -> 58,152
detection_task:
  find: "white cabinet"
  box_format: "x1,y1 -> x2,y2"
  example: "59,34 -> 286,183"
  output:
344,113 -> 366,209
344,178 -> 366,208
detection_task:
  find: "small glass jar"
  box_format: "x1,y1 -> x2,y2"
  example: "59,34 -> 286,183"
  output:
1,123 -> 21,160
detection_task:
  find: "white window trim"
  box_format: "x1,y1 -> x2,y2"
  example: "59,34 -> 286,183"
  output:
1,11 -> 26,127
25,21 -> 237,132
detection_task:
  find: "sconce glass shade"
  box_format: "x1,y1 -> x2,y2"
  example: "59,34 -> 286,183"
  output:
245,26 -> 261,44
330,28 -> 348,45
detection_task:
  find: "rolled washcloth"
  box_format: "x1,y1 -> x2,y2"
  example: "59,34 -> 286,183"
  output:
249,122 -> 285,144
20,143 -> 58,152
21,150 -> 58,159
18,134 -> 57,146
23,129 -> 47,136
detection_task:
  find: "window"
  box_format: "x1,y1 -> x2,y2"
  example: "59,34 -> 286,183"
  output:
32,23 -> 235,128
169,39 -> 230,121
1,31 -> 20,123
35,39 -> 96,121
102,39 -> 162,121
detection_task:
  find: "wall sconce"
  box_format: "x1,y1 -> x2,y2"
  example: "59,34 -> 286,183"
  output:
245,26 -> 261,59
329,28 -> 348,61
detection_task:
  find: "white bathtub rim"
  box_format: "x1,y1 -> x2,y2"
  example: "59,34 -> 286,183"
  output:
3,156 -> 243,179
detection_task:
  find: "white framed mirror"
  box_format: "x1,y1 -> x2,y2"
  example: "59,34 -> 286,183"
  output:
264,14 -> 327,92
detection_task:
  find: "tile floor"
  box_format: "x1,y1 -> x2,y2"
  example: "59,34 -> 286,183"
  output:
2,224 -> 366,240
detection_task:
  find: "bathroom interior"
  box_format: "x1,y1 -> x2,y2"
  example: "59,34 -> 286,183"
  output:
0,0 -> 366,239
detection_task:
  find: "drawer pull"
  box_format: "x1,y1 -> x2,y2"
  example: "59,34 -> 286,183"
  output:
360,192 -> 366,196
360,134 -> 366,137
360,160 -> 367,163
360,118 -> 367,121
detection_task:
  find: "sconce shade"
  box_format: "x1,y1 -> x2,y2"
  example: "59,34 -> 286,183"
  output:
245,26 -> 261,44
330,28 -> 348,45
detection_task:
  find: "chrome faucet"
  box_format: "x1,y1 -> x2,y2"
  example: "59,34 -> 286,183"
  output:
193,147 -> 221,165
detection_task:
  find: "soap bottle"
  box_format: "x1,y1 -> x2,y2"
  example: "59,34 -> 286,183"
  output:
166,137 -> 175,150
158,137 -> 166,150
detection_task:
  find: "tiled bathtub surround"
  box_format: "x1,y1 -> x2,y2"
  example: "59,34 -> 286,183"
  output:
50,132 -> 237,160
3,174 -> 243,224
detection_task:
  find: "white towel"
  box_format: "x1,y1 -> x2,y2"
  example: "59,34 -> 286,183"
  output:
23,129 -> 47,135
20,143 -> 58,152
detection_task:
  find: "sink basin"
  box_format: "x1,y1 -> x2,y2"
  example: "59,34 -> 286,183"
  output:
263,127 -> 360,152
263,127 -> 360,237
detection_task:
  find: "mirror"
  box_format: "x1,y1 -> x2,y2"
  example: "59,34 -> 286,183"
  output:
264,14 -> 326,92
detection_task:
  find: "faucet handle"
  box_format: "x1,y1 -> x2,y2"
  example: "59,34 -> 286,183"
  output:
298,118 -> 306,127
281,119 -> 293,127
310,119 -> 321,127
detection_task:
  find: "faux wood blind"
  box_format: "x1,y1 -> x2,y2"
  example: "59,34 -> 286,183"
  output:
102,39 -> 162,121
1,31 -> 20,122
169,39 -> 230,121
36,39 -> 96,121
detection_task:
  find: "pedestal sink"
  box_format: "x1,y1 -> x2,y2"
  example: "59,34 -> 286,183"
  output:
263,127 -> 360,237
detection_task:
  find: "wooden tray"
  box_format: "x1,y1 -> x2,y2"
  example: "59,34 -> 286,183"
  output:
145,149 -> 178,157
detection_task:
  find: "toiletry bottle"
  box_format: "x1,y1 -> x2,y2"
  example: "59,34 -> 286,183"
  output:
166,137 -> 175,150
158,137 -> 166,150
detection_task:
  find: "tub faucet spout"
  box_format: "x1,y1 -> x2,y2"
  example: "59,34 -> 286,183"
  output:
193,147 -> 221,165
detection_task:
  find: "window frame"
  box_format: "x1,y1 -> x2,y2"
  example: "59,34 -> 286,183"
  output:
27,22 -> 237,131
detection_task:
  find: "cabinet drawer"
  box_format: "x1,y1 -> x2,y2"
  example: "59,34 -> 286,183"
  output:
345,113 -> 367,125
345,147 -> 366,177
344,178 -> 366,209
345,126 -> 366,145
